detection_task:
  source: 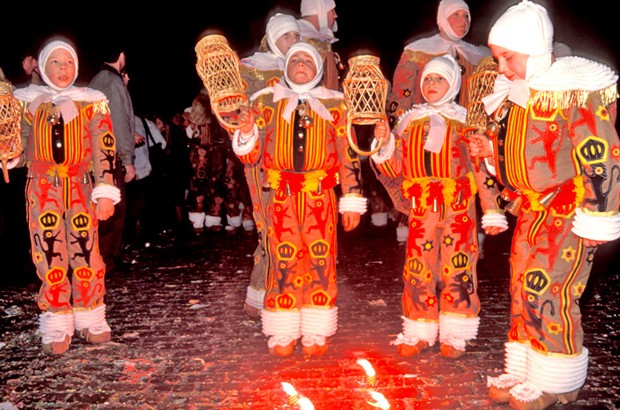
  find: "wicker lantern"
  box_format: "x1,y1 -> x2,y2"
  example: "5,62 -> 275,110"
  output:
465,56 -> 499,169
342,55 -> 389,156
195,34 -> 247,129
0,81 -> 23,183
465,56 -> 498,135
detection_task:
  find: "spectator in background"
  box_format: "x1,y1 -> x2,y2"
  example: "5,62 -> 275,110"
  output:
89,42 -> 136,273
21,54 -> 43,85
124,113 -> 167,247
153,113 -> 193,236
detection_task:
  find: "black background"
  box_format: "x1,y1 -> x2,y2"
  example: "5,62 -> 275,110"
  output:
0,1 -> 617,120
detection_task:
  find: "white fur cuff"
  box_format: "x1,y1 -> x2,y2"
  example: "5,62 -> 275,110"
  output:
91,185 -> 121,205
370,133 -> 395,164
338,195 -> 367,214
572,208 -> 620,241
232,124 -> 259,156
482,212 -> 509,232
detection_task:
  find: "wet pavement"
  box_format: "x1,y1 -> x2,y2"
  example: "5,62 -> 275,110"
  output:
1,218 -> 619,410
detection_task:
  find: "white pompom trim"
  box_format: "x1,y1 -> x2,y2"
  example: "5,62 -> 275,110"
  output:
91,185 -> 121,205
572,208 -> 620,241
232,124 -> 259,156
338,195 -> 367,214
370,133 -> 396,164
481,212 -> 509,232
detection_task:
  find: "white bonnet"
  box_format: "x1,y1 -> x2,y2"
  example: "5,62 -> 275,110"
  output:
266,13 -> 300,58
284,42 -> 324,92
300,0 -> 337,32
38,39 -> 79,91
420,54 -> 462,106
437,0 -> 470,41
488,0 -> 553,56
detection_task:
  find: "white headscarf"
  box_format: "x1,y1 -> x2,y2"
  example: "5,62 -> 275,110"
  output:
266,13 -> 300,59
437,0 -> 470,41
258,42 -> 342,123
300,0 -> 338,34
13,39 -> 105,123
397,54 -> 466,153
39,40 -> 79,92
484,1 -> 554,114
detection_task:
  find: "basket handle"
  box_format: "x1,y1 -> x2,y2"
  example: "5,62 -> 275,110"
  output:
346,119 -> 384,157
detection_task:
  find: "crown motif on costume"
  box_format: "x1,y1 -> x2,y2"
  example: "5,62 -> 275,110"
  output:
407,257 -> 424,276
39,211 -> 60,230
525,269 -> 550,295
72,212 -> 90,230
578,137 -> 606,164
451,251 -> 469,270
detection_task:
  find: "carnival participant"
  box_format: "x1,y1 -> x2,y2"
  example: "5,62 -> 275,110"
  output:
238,12 -> 301,318
467,2 -> 620,408
372,54 -> 507,359
387,0 -> 488,126
298,0 -> 342,90
11,37 -> 120,354
232,42 -> 367,356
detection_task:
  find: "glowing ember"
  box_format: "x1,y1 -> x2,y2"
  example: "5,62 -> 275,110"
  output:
367,391 -> 390,409
281,382 -> 299,405
356,358 -> 377,385
298,396 -> 315,410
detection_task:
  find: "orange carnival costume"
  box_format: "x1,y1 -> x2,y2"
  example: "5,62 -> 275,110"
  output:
13,40 -> 120,354
372,55 -> 506,358
232,43 -> 365,355
479,2 -> 620,408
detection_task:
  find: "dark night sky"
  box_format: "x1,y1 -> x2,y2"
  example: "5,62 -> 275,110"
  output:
0,1 -> 616,121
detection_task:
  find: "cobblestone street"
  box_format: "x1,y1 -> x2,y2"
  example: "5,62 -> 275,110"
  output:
1,221 -> 619,409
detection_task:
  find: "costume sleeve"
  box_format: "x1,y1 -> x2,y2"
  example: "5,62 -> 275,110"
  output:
387,50 -> 426,127
91,100 -> 116,187
335,102 -> 363,196
570,94 -> 620,214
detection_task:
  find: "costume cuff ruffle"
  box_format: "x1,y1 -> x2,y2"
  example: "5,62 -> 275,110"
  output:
338,195 -> 367,215
571,207 -> 620,241
232,124 -> 259,156
91,185 -> 121,205
370,133 -> 395,164
481,212 -> 509,232
0,157 -> 20,170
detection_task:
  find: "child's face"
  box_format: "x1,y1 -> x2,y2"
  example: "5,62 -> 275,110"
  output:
287,51 -> 317,85
275,32 -> 301,55
489,44 -> 528,81
45,48 -> 76,89
422,73 -> 450,104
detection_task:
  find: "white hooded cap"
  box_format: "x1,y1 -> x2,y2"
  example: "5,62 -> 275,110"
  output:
420,54 -> 462,106
266,13 -> 300,59
300,0 -> 337,32
38,39 -> 79,91
284,42 -> 324,92
437,0 -> 470,41
488,0 -> 553,56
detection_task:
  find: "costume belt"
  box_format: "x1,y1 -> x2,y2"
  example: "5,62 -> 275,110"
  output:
30,161 -> 91,179
500,176 -> 585,216
265,167 -> 339,195
401,172 -> 477,211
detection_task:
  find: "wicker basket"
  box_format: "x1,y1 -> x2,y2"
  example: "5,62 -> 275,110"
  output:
465,56 -> 498,134
0,81 -> 23,183
342,55 -> 388,156
195,34 -> 247,129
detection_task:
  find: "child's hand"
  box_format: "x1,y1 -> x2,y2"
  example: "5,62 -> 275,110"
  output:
238,105 -> 255,134
468,133 -> 493,158
374,120 -> 390,145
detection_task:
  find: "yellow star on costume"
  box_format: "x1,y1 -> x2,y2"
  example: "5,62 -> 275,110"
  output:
596,105 -> 610,121
561,246 -> 576,263
573,281 -> 586,297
